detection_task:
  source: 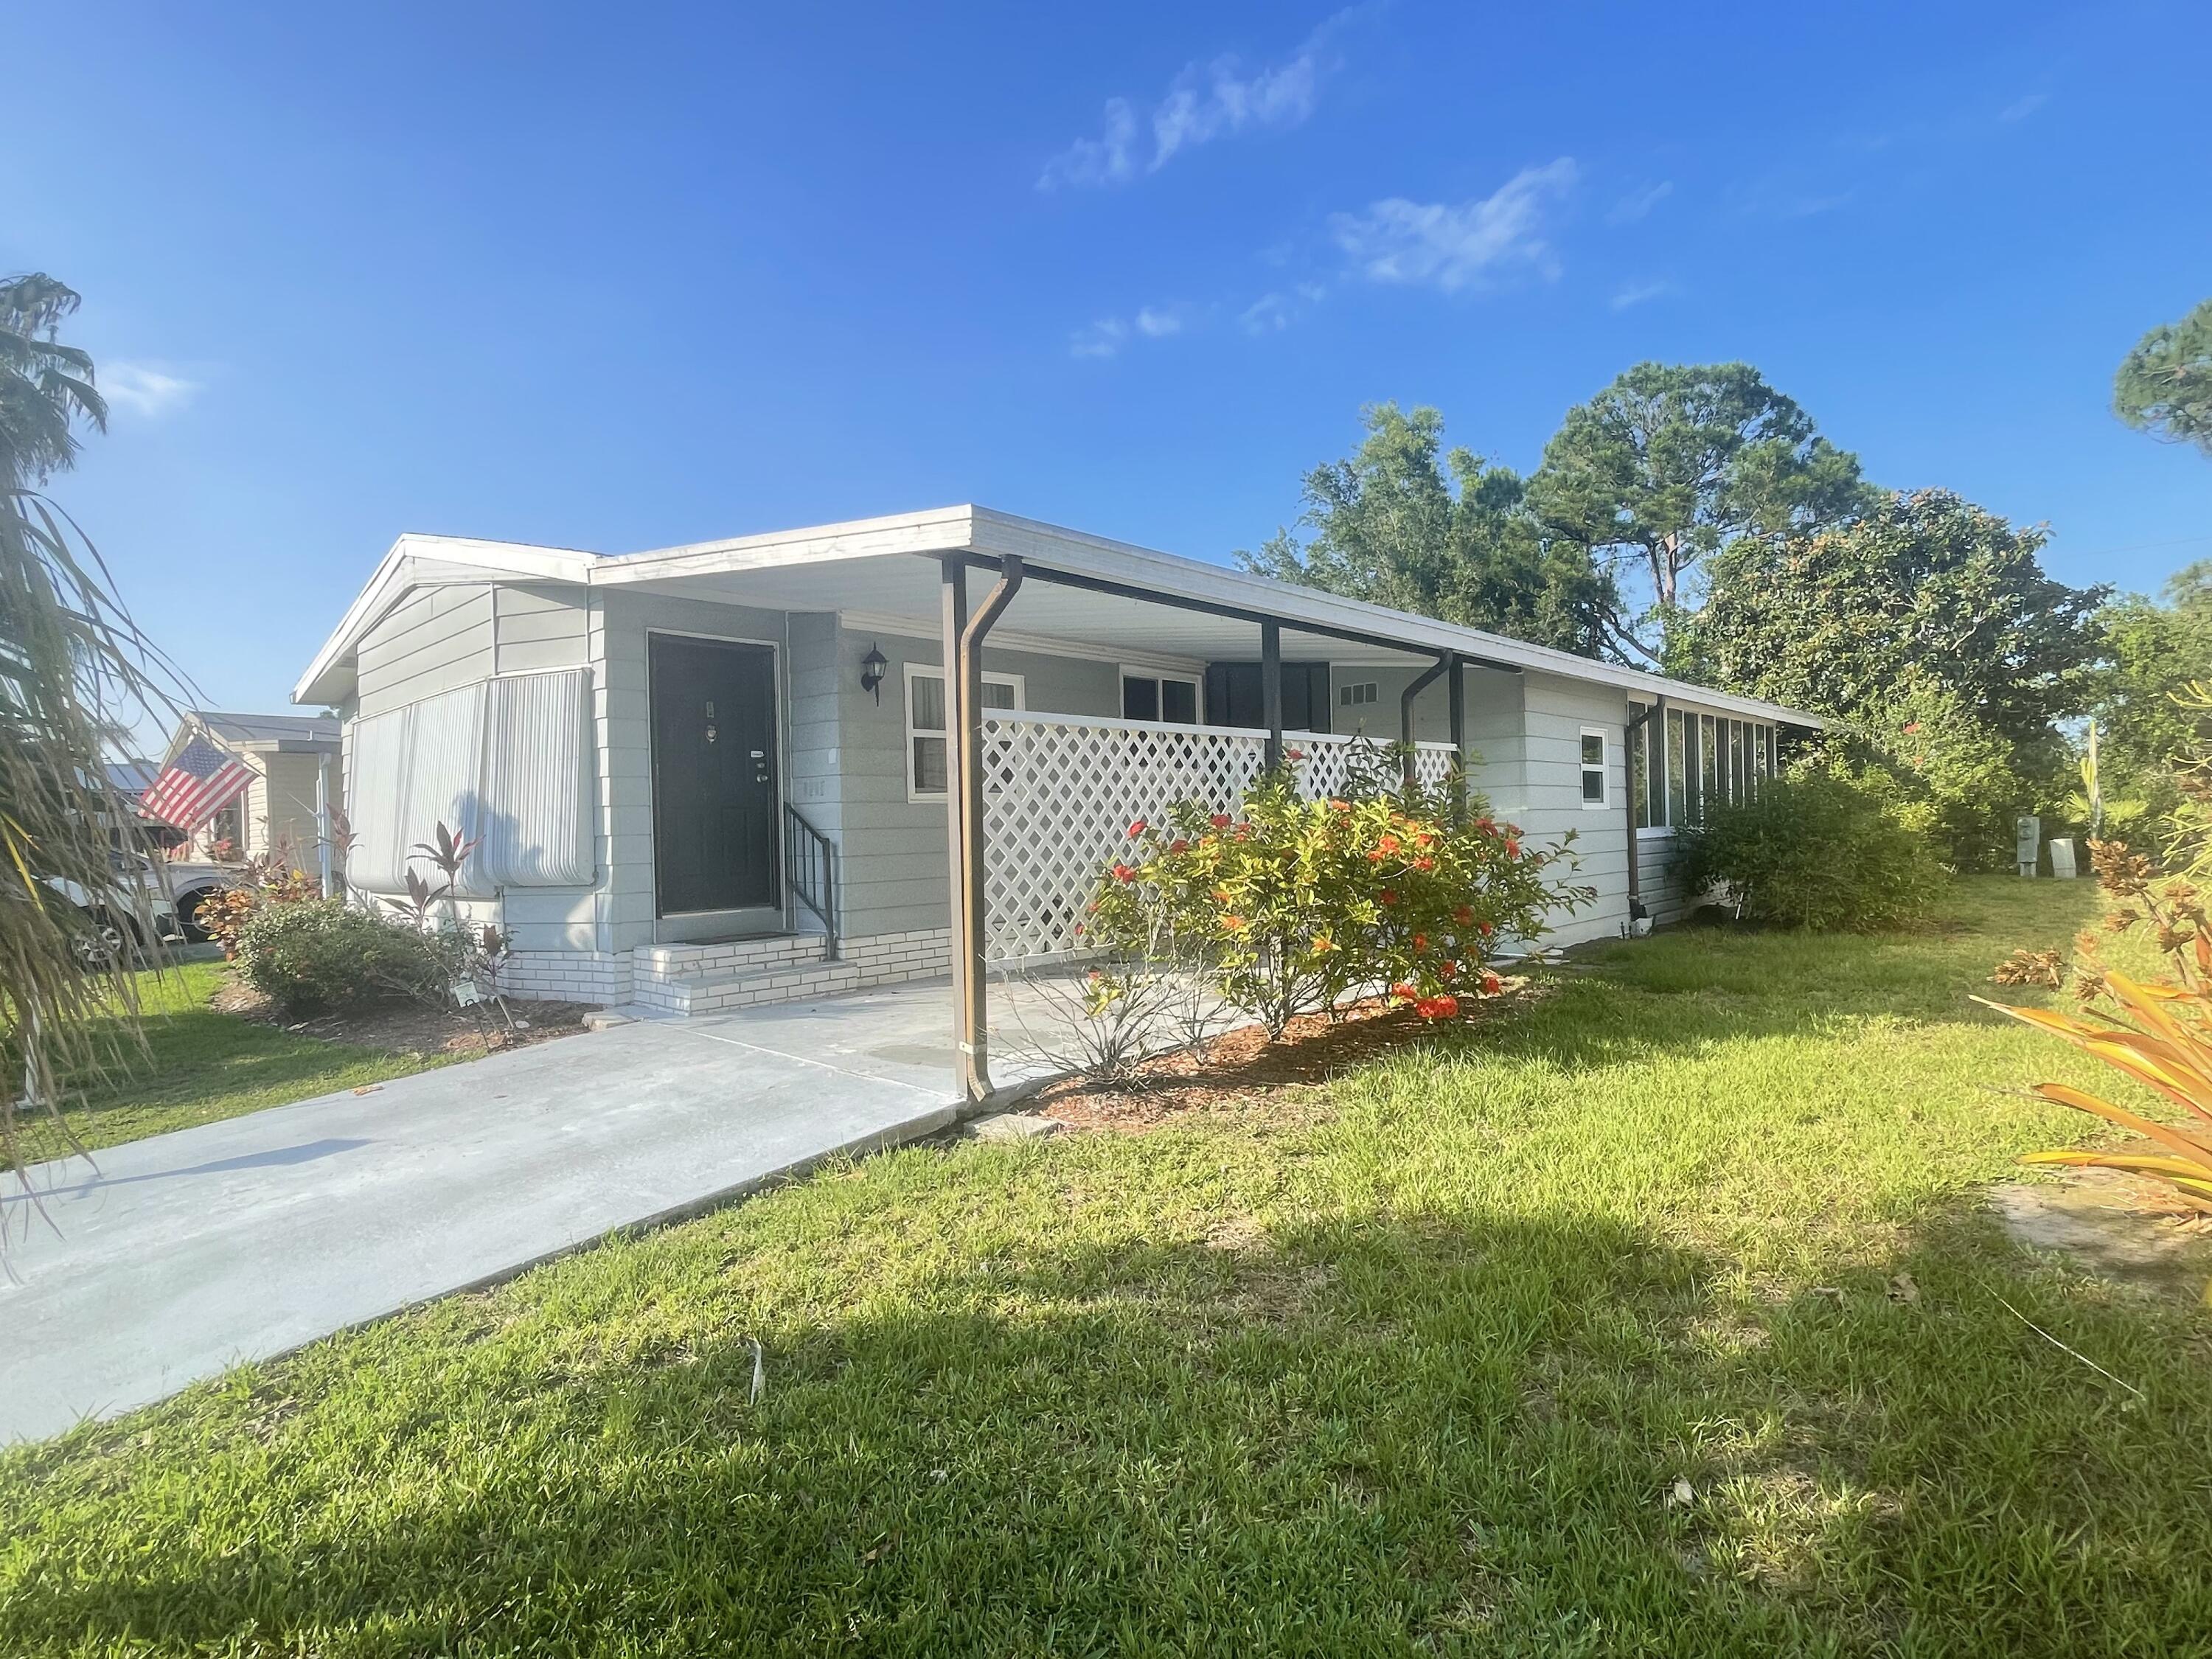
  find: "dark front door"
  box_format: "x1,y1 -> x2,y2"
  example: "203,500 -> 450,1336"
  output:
650,635 -> 780,917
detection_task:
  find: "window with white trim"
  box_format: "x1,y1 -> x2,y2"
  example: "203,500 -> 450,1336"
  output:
1120,669 -> 1200,725
1579,728 -> 1609,807
905,664 -> 1023,801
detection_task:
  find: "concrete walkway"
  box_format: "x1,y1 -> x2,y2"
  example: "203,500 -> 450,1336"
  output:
1,978 -> 1068,1444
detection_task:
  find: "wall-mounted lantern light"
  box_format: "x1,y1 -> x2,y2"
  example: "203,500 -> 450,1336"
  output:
860,642 -> 888,703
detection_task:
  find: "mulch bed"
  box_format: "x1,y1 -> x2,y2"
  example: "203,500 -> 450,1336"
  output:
209,975 -> 597,1060
1032,981 -> 1528,1134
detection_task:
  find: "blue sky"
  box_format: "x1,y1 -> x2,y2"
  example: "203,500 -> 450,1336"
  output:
7,0 -> 2209,730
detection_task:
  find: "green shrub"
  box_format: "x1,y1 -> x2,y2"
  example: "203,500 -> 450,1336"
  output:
235,899 -> 446,1014
1673,773 -> 1946,931
1082,769 -> 1595,1037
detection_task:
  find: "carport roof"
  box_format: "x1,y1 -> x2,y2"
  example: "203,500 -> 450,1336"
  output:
293,504 -> 1824,727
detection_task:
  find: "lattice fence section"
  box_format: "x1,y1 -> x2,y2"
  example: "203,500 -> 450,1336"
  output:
1289,733 -> 1458,799
979,712 -> 1461,962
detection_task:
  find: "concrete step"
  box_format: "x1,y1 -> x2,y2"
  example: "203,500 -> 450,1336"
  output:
644,957 -> 869,1015
636,933 -> 827,985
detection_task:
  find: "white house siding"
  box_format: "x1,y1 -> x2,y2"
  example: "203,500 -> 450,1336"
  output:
355,586 -> 497,718
1637,832 -> 1697,926
248,751 -> 326,865
1509,672 -> 1632,946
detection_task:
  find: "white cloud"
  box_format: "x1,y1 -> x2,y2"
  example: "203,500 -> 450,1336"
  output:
1607,180 -> 1673,224
1999,91 -> 2048,122
1039,9 -> 1359,189
1071,302 -> 1209,358
101,361 -> 201,418
1330,159 -> 1580,293
1069,318 -> 1131,359
1039,97 -> 1138,190
1609,279 -> 1677,311
1238,282 -> 1327,335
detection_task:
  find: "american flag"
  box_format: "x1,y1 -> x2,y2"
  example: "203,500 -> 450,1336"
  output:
141,737 -> 253,832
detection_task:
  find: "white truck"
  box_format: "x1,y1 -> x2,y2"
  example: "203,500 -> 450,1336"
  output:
41,849 -> 185,966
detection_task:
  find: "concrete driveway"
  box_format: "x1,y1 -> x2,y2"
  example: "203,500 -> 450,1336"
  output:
1,978 -> 1069,1444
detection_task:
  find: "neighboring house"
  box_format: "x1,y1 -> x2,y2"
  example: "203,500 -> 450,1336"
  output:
156,711 -> 341,867
294,507 -> 1820,1037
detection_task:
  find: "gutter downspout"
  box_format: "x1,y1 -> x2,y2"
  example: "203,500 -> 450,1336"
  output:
1399,653 -> 1451,793
316,750 -> 336,897
950,553 -> 1025,1105
1625,695 -> 1663,932
1447,655 -> 1467,821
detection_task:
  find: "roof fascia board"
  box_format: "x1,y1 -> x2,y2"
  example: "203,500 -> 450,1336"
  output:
588,506 -> 977,587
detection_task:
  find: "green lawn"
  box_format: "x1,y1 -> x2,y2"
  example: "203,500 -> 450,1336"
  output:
16,961 -> 451,1164
6,877 -> 2211,1656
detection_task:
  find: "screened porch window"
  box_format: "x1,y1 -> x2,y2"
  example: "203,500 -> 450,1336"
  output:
905,666 -> 1022,801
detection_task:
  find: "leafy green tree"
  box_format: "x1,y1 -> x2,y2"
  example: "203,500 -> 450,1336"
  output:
1683,489 -> 2104,868
1239,403 -> 1616,656
2081,561 -> 2212,822
1687,489 -> 2102,751
2113,298 -> 2212,457
1525,361 -> 1874,660
2,274 -> 175,1185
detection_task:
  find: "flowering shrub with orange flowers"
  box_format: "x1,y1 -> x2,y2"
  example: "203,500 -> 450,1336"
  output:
1081,769 -> 1592,1040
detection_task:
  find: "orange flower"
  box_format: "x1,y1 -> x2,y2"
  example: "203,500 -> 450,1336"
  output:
1453,905 -> 1472,925
1503,838 -> 1521,860
1414,994 -> 1459,1020
1412,932 -> 1429,953
1221,914 -> 1245,931
1481,971 -> 1502,995
1380,889 -> 1398,907
1110,863 -> 1135,883
1377,833 -> 1401,855
1478,919 -> 1495,936
1169,838 -> 1189,853
1210,813 -> 1233,829
1413,856 -> 1436,872
1390,981 -> 1419,1001
1440,959 -> 1458,977
1127,818 -> 1147,838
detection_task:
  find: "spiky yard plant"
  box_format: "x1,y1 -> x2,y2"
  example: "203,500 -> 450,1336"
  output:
1,274 -> 180,1199
1978,841 -> 2212,1301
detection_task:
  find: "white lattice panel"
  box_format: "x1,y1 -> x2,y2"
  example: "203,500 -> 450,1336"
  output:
980,712 -> 1460,962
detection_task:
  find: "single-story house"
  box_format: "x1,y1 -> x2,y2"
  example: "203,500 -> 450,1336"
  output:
152,711 -> 341,867
296,506 -> 1820,1093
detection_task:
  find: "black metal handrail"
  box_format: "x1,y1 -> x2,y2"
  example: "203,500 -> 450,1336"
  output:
783,804 -> 838,959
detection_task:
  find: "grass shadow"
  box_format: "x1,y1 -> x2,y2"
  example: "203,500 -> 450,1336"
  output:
5,1182 -> 2208,1656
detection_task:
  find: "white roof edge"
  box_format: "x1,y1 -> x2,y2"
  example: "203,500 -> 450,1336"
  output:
293,506 -> 1824,728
